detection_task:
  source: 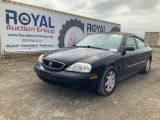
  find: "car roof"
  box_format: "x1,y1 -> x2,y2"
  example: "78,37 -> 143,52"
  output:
108,32 -> 145,41
94,32 -> 144,40
103,31 -> 136,36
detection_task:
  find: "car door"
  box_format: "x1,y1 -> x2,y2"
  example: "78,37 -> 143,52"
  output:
122,36 -> 139,77
134,37 -> 149,70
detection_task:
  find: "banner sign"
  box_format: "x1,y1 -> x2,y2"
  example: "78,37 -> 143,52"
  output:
0,2 -> 120,53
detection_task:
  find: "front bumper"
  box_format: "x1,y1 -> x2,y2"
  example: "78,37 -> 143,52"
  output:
34,62 -> 100,89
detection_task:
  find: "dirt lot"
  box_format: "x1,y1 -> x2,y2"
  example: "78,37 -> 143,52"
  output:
0,48 -> 160,120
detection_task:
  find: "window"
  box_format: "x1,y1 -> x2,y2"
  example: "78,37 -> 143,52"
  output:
125,37 -> 137,49
135,37 -> 146,49
76,34 -> 123,51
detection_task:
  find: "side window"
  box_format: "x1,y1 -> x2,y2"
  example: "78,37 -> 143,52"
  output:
135,37 -> 146,49
125,37 -> 137,49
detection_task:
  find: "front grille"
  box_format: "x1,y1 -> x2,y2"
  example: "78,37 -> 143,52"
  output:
43,59 -> 65,70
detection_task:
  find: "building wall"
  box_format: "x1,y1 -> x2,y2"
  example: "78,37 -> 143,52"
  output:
0,35 -> 1,58
145,32 -> 159,47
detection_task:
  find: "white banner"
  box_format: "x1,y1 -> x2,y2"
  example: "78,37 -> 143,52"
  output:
0,2 -> 120,53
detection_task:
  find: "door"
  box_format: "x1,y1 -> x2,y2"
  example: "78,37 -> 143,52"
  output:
135,37 -> 149,70
122,36 -> 138,77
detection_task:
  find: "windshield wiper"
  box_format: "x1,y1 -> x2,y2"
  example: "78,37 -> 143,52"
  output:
86,45 -> 108,51
73,45 -> 108,50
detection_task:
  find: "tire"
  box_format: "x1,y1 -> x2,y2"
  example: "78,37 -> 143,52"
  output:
97,66 -> 117,96
58,19 -> 84,48
141,58 -> 151,74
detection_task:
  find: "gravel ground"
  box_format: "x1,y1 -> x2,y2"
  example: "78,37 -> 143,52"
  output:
0,48 -> 160,120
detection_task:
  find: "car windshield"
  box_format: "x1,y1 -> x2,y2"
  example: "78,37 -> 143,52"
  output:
75,34 -> 123,52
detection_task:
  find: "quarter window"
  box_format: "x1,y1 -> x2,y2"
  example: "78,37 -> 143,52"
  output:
135,37 -> 146,49
125,37 -> 137,49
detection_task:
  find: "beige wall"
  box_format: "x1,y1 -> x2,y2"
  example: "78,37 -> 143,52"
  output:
0,35 -> 1,58
145,32 -> 159,47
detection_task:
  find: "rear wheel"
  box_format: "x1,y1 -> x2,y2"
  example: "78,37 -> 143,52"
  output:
141,58 -> 151,74
97,66 -> 117,96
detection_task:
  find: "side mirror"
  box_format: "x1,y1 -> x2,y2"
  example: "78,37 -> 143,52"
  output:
124,46 -> 135,51
122,46 -> 135,55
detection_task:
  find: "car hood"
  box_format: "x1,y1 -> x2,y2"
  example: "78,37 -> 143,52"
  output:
43,47 -> 114,65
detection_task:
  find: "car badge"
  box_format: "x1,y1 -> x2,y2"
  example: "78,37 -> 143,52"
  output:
48,61 -> 52,67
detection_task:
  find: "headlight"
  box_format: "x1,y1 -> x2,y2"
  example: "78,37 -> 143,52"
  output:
38,54 -> 44,63
65,62 -> 92,73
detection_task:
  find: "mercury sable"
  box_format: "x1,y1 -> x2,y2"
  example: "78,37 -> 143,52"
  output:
34,32 -> 152,96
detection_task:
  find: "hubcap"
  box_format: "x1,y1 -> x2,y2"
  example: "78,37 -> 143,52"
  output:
146,59 -> 150,71
105,71 -> 116,92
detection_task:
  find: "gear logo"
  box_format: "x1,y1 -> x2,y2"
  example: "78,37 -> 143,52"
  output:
19,12 -> 31,25
110,26 -> 120,32
58,19 -> 84,48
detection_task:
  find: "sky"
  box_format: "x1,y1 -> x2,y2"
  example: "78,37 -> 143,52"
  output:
13,0 -> 160,37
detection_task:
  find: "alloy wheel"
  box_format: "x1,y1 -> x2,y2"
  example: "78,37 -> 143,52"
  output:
105,71 -> 116,92
146,59 -> 150,71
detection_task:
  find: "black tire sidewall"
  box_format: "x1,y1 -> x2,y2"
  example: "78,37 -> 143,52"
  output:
141,59 -> 151,74
97,66 -> 117,96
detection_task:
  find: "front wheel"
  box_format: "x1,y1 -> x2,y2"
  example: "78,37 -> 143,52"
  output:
97,67 -> 117,96
141,58 -> 151,74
